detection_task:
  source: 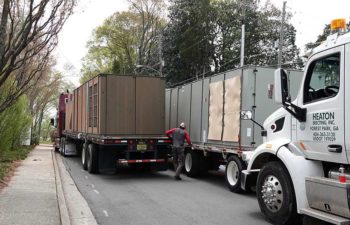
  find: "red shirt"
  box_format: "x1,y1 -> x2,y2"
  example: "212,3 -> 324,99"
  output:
166,128 -> 192,146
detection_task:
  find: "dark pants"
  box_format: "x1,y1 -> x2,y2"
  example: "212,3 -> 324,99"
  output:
173,146 -> 185,177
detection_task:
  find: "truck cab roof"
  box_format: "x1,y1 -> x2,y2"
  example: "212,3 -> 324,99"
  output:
309,31 -> 350,58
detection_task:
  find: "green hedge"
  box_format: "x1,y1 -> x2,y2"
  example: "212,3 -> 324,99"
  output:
0,146 -> 32,181
0,82 -> 32,181
0,95 -> 32,153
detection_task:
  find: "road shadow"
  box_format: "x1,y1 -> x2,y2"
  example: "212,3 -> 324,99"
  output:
95,166 -> 175,182
64,155 -> 257,198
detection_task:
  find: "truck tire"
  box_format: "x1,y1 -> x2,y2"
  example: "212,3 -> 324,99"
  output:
81,142 -> 88,170
256,161 -> 300,225
225,155 -> 245,193
184,150 -> 201,177
87,143 -> 99,174
60,137 -> 66,157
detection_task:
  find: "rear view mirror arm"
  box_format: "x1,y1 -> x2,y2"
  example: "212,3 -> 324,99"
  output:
250,118 -> 264,130
282,101 -> 307,122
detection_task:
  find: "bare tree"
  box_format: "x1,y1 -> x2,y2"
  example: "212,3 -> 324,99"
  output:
27,65 -> 61,145
0,0 -> 76,113
128,0 -> 165,67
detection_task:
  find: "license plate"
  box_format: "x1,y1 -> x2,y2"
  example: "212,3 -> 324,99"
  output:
137,144 -> 147,151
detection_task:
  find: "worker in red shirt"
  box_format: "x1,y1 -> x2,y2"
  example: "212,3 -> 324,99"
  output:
166,122 -> 192,180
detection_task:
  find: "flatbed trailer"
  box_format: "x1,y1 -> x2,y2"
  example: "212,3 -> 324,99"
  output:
165,66 -> 303,192
55,74 -> 172,173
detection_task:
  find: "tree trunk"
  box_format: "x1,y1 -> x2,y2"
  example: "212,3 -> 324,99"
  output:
37,108 -> 44,143
0,0 -> 9,66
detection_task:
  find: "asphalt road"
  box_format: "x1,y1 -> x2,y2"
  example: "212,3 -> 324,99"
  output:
62,156 -> 273,225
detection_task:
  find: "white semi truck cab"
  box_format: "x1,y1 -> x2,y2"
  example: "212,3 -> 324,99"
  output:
242,19 -> 350,225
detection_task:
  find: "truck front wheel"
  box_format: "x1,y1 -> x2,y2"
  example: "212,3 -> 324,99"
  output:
81,142 -> 88,170
87,143 -> 99,174
256,161 -> 300,225
225,155 -> 245,193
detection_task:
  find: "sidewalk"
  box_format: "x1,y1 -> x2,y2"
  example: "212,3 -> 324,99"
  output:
0,145 -> 60,225
0,144 -> 97,225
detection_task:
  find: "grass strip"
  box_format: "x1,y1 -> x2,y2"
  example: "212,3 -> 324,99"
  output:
0,146 -> 33,181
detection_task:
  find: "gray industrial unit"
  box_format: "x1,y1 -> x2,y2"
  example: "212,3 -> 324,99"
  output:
165,66 -> 303,192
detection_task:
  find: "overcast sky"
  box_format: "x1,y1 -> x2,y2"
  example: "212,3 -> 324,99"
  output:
55,0 -> 350,85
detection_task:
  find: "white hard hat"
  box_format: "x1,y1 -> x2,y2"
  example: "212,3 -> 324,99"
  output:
179,122 -> 186,129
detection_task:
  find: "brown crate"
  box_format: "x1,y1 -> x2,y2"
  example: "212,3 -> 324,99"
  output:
70,74 -> 165,136
65,94 -> 74,132
104,75 -> 136,134
135,76 -> 165,134
73,89 -> 78,132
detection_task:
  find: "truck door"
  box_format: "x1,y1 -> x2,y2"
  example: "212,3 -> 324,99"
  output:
345,44 -> 350,162
296,46 -> 347,164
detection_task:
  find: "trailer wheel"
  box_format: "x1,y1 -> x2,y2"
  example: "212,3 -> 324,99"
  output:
87,143 -> 99,174
257,161 -> 300,225
60,137 -> 66,156
81,142 -> 88,170
225,155 -> 245,193
184,150 -> 201,177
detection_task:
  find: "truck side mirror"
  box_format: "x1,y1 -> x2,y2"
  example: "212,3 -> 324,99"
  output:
240,110 -> 265,132
50,118 -> 57,128
274,68 -> 307,122
274,68 -> 290,104
240,110 -> 252,120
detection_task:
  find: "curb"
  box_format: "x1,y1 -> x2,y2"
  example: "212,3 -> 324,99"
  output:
53,150 -> 98,225
52,150 -> 71,225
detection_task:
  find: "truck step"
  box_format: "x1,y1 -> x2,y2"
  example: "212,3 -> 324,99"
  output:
300,207 -> 350,225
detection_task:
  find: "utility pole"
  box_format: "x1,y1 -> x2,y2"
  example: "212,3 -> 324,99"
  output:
278,1 -> 287,68
240,0 -> 246,67
158,34 -> 163,77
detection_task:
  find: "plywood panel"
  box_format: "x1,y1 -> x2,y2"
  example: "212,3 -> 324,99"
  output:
208,81 -> 223,140
223,76 -> 241,142
105,76 -> 136,135
135,77 -> 165,134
